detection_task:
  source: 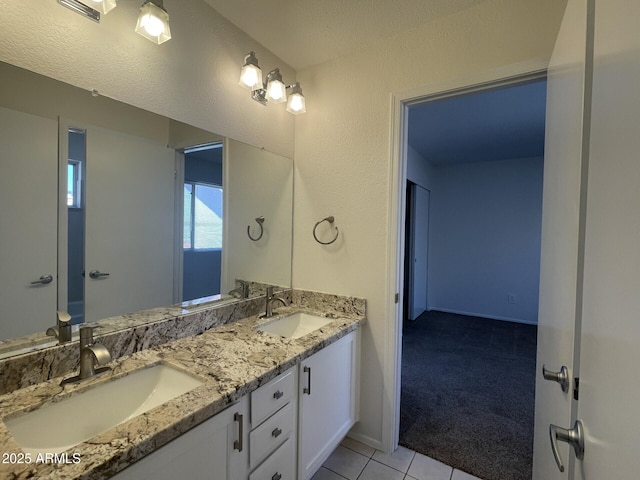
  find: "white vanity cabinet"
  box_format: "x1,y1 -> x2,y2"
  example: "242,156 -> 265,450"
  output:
298,330 -> 360,480
111,396 -> 249,480
249,366 -> 297,480
109,328 -> 360,480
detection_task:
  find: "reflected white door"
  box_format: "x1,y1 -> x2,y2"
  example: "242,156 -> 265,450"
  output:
0,107 -> 58,339
409,184 -> 429,320
84,125 -> 175,322
532,0 -> 589,478
574,0 -> 640,476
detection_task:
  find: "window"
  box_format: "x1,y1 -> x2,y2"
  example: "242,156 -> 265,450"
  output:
184,182 -> 223,250
67,160 -> 82,208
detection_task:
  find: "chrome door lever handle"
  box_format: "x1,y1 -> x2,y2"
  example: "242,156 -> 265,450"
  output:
543,365 -> 570,393
30,274 -> 53,285
89,270 -> 110,279
549,420 -> 585,472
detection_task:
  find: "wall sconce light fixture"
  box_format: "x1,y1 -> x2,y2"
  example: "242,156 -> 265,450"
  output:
135,0 -> 172,44
86,0 -> 117,15
239,52 -> 306,115
58,0 -> 101,22
58,0 -> 172,45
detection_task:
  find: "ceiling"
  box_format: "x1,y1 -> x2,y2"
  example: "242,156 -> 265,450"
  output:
203,0 -> 487,70
203,1 -> 546,166
408,79 -> 547,165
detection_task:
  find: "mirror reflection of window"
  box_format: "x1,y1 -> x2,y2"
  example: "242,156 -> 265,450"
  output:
184,183 -> 223,250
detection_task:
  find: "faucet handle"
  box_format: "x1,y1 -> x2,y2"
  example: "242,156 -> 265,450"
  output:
57,310 -> 71,325
79,326 -> 94,347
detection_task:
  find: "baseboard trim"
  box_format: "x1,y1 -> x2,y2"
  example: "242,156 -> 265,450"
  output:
346,431 -> 383,452
427,307 -> 538,325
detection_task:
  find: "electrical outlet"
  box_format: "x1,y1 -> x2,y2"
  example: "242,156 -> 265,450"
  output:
507,294 -> 517,304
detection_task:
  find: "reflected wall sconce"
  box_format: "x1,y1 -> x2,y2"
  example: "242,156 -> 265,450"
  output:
58,0 -> 172,45
239,52 -> 306,115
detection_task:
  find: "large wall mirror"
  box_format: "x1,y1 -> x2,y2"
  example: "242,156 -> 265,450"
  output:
0,61 -> 293,356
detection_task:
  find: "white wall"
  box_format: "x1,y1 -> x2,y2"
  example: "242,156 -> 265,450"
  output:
0,0 -> 295,158
293,0 -> 566,448
407,145 -> 435,191
223,140 -> 293,293
428,157 -> 543,324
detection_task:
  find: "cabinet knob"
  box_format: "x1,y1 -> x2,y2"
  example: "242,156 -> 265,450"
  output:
272,427 -> 282,438
272,473 -> 282,480
273,390 -> 284,400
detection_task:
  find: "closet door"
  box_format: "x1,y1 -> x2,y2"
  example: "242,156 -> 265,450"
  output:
0,107 -> 58,339
532,0 -> 590,478
84,125 -> 175,322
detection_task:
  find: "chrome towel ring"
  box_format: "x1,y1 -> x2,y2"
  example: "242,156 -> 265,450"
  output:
313,216 -> 339,245
247,216 -> 265,241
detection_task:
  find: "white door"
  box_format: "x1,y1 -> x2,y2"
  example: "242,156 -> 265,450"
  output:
532,0 -> 589,478
84,125 -> 176,322
409,184 -> 430,320
0,107 -> 58,339
574,0 -> 640,476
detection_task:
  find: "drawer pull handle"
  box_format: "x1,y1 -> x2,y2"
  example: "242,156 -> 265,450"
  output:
233,412 -> 243,452
272,427 -> 282,438
272,473 -> 282,480
273,390 -> 284,400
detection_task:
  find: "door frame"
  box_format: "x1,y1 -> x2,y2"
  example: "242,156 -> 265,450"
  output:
383,60 -> 549,453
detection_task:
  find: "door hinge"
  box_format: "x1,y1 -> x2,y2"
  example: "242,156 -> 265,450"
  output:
395,293 -> 399,304
573,377 -> 579,401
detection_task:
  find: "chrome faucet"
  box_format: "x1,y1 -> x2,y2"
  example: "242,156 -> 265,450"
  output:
229,279 -> 250,299
46,311 -> 72,344
262,286 -> 288,318
62,326 -> 111,385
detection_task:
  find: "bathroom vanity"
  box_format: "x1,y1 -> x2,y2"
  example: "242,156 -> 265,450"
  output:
0,291 -> 365,480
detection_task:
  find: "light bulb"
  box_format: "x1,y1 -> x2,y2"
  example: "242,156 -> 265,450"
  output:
141,13 -> 164,36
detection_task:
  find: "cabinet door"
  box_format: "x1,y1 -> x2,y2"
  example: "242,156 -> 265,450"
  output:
298,330 -> 359,480
112,396 -> 249,480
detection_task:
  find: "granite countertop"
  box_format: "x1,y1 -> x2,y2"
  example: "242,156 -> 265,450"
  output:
0,306 -> 365,480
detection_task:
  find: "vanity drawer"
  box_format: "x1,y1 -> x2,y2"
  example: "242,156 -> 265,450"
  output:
251,367 -> 295,426
249,437 -> 295,480
250,401 -> 294,469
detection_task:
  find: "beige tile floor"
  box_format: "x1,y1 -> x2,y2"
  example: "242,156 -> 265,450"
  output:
312,438 -> 484,480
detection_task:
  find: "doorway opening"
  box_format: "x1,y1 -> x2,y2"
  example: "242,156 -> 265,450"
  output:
181,143 -> 224,302
397,76 -> 546,480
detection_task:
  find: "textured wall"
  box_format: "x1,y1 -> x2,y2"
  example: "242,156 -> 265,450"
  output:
0,0 -> 295,158
292,0 -> 566,448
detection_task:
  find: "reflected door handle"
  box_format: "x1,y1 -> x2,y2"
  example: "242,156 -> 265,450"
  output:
542,365 -> 570,393
30,274 -> 53,285
549,420 -> 585,472
89,270 -> 110,279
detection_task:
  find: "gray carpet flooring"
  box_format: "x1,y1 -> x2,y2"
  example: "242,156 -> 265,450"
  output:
399,310 -> 537,480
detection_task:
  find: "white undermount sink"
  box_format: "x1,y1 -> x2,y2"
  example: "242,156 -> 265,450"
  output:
4,364 -> 203,454
257,312 -> 334,339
